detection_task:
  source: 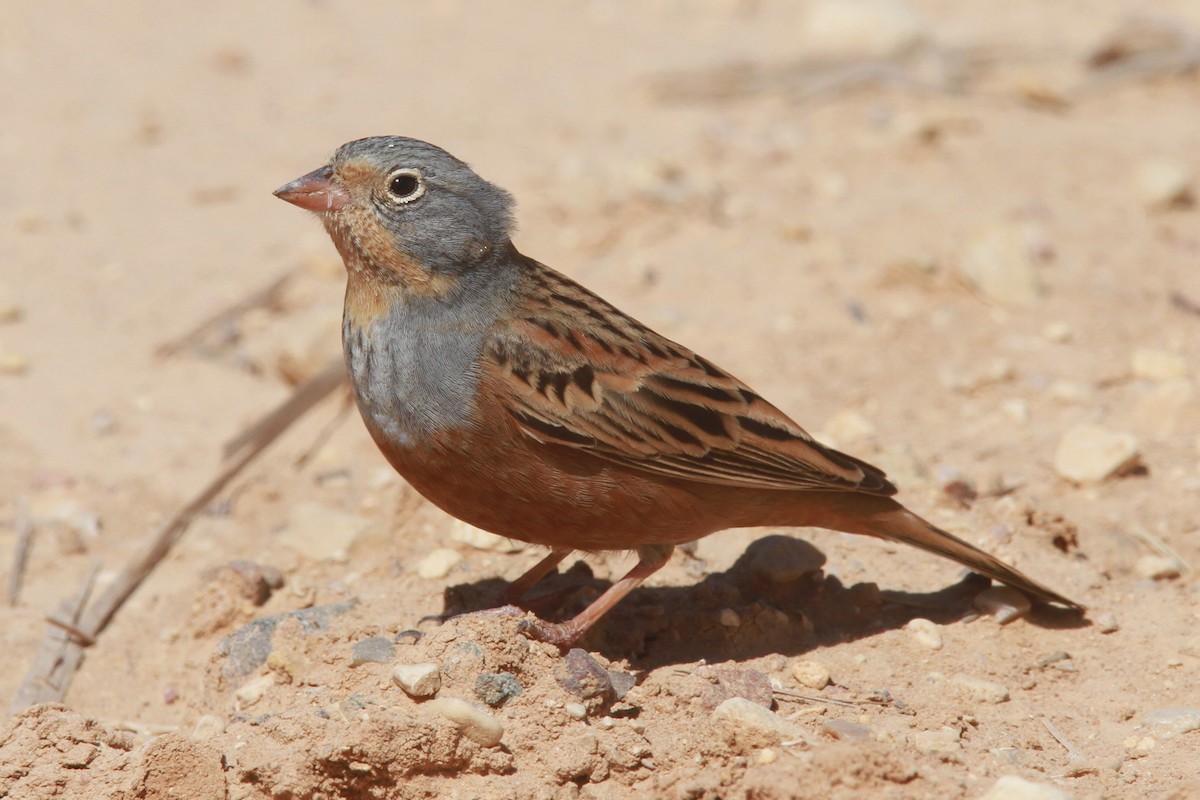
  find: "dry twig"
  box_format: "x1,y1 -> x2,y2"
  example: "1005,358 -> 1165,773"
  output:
6,498 -> 33,606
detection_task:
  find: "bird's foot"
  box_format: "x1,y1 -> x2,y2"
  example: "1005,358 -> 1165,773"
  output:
516,617 -> 586,650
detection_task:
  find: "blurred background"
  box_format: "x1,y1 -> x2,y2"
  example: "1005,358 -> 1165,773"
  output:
2,1 -> 1199,796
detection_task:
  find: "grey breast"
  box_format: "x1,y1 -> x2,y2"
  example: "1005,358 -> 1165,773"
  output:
342,267 -> 515,448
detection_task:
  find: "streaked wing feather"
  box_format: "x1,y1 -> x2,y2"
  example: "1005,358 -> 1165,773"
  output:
486,258 -> 897,497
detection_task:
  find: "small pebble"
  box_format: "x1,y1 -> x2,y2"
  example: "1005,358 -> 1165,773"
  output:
556,648 -> 618,713
1135,158 -> 1194,209
711,697 -> 806,749
912,726 -> 961,754
1042,321 -> 1073,343
979,774 -> 1072,800
757,748 -> 778,765
350,636 -> 395,667
974,587 -> 1032,624
392,663 -> 441,698
417,547 -> 462,579
428,697 -> 504,747
959,221 -> 1046,306
822,718 -> 872,741
234,674 -> 275,707
1135,554 -> 1181,580
565,702 -> 588,720
475,672 -> 523,707
1123,735 -> 1157,758
1053,424 -> 1141,483
952,674 -> 1010,704
1132,348 -> 1189,382
748,535 -> 826,584
717,608 -> 741,628
905,618 -> 943,650
0,353 -> 29,375
791,660 -> 832,689
1095,612 -> 1120,633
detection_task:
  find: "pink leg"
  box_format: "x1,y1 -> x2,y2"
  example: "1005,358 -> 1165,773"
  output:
504,547 -> 572,605
519,544 -> 674,649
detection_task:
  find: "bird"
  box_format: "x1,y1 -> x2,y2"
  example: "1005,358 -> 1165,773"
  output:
274,136 -> 1081,648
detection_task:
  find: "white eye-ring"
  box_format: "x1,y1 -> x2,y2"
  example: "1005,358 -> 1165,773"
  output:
385,168 -> 425,203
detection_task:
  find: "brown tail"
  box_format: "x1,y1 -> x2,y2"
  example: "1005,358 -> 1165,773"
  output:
815,494 -> 1083,610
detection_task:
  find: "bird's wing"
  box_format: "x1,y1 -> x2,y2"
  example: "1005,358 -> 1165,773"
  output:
482,259 -> 896,495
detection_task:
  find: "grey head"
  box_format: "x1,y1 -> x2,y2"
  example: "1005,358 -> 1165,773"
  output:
276,136 -> 517,280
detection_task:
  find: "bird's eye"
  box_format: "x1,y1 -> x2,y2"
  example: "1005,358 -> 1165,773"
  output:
385,169 -> 425,203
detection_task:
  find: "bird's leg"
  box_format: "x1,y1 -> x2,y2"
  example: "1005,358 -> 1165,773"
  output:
504,547 -> 572,605
518,544 -> 674,649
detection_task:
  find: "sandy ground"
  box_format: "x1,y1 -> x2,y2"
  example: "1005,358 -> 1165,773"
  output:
3,1 -> 1200,798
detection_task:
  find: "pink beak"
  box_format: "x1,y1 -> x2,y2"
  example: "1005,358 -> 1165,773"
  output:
274,165 -> 351,212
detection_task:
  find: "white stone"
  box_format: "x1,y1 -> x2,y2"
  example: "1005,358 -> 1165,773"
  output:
791,660 -> 832,689
1132,349 -> 1189,381
952,674 -> 1010,704
912,726 -> 961,754
1135,554 -> 1181,580
1053,424 -> 1140,482
1136,159 -> 1194,209
905,618 -> 943,650
392,663 -> 441,698
427,697 -> 504,747
417,547 -> 463,580
800,0 -> 929,59
1143,707 -> 1200,739
974,587 -> 1032,624
979,774 -> 1073,800
959,222 -> 1046,306
282,502 -> 368,562
717,608 -> 741,628
711,697 -> 807,749
565,702 -> 588,720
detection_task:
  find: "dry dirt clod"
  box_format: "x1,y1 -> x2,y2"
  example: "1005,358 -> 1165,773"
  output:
952,674 -> 1010,704
711,697 -> 807,750
791,660 -> 832,689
